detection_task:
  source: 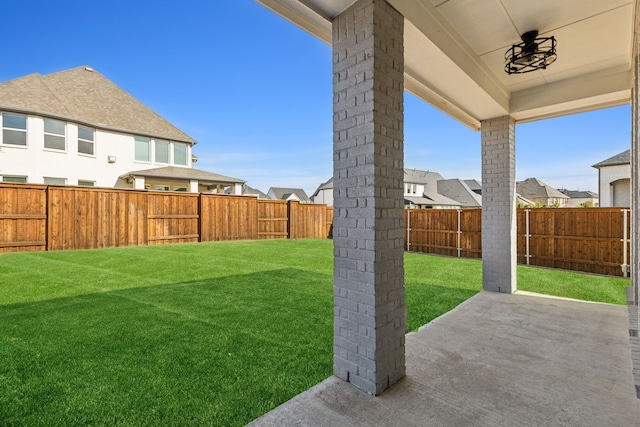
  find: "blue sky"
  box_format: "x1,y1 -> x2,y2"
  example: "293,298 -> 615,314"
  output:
2,0 -> 631,195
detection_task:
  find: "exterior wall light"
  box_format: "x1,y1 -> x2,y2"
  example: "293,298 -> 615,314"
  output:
504,30 -> 557,74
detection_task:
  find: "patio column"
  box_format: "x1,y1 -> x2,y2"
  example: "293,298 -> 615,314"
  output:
481,116 -> 517,293
632,15 -> 640,308
332,0 -> 406,395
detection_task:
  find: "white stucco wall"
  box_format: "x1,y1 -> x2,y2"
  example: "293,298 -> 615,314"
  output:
598,164 -> 631,207
0,114 -> 192,187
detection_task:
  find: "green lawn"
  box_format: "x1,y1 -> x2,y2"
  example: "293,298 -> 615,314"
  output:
0,239 -> 628,425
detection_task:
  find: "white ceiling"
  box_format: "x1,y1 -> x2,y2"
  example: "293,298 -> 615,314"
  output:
258,0 -> 637,129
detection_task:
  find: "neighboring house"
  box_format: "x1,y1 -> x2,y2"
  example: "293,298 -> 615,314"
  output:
234,184 -> 269,199
312,170 -> 481,209
516,178 -> 570,207
311,177 -> 334,206
404,169 -> 461,209
558,189 -> 599,207
464,179 -> 482,196
592,149 -> 630,207
268,187 -> 311,202
0,65 -> 243,193
121,166 -> 244,194
437,179 -> 482,207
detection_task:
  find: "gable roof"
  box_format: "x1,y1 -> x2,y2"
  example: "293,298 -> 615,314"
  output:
592,149 -> 630,168
123,166 -> 244,184
312,177 -> 333,197
437,179 -> 482,207
516,178 -> 569,200
0,66 -> 195,144
268,187 -> 311,202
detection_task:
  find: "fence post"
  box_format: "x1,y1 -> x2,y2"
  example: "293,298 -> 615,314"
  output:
406,209 -> 411,251
622,208 -> 629,278
525,209 -> 531,265
456,209 -> 462,257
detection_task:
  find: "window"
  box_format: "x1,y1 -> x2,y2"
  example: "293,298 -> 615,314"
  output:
1,175 -> 27,183
78,126 -> 95,155
173,142 -> 187,166
44,177 -> 66,185
135,136 -> 150,162
2,112 -> 27,146
155,139 -> 169,163
405,183 -> 417,194
78,180 -> 95,187
44,118 -> 66,151
154,185 -> 169,191
173,187 -> 187,192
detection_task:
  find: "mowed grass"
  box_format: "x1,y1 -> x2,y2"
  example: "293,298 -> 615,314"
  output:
0,239 -> 628,425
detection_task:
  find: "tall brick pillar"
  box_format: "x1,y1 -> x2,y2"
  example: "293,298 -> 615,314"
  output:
632,12 -> 640,308
332,0 -> 405,395
481,116 -> 517,294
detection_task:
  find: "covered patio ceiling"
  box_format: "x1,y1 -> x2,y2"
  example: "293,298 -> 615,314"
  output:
258,0 -> 636,130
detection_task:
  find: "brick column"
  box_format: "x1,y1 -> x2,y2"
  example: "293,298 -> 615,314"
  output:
632,15 -> 640,307
332,0 -> 405,395
481,116 -> 517,294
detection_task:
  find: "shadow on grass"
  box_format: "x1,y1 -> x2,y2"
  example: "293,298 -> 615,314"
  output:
0,268 -> 333,427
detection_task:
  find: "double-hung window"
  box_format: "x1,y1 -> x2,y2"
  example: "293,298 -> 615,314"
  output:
135,136 -> 150,162
78,126 -> 95,155
173,142 -> 187,166
2,112 -> 27,146
44,118 -> 66,151
155,139 -> 169,163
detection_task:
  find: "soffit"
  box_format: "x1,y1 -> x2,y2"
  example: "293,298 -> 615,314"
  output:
257,0 -> 636,130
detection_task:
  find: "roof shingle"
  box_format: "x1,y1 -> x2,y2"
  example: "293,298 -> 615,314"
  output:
0,66 -> 195,144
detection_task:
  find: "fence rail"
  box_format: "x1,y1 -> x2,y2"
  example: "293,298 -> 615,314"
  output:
0,184 -> 333,253
406,207 -> 631,277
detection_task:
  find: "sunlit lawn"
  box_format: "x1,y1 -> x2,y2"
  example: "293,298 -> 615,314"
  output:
0,239 -> 627,425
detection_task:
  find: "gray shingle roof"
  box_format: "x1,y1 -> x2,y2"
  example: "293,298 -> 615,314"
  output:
516,178 -> 569,199
312,177 -> 333,197
558,189 -> 598,198
268,187 -> 311,202
592,149 -> 630,168
123,166 -> 244,183
404,169 -> 444,185
437,179 -> 482,207
241,185 -> 269,199
0,66 -> 195,144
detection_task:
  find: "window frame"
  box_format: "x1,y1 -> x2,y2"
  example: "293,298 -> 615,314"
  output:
1,175 -> 27,183
43,177 -> 67,185
78,180 -> 95,187
77,125 -> 95,156
155,139 -> 170,164
43,118 -> 67,152
173,142 -> 188,166
1,112 -> 28,147
134,136 -> 151,162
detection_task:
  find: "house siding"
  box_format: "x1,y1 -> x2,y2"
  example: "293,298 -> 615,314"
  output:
1,114 -> 192,187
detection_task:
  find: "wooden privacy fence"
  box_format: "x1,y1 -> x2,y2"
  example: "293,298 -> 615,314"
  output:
406,208 -> 631,277
0,184 -> 333,253
1,183 -> 631,277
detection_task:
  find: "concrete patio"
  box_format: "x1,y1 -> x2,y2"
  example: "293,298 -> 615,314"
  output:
250,291 -> 640,426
